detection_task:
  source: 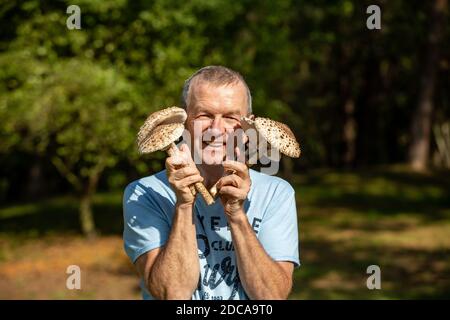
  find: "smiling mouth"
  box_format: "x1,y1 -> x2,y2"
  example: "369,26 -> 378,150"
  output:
202,140 -> 225,148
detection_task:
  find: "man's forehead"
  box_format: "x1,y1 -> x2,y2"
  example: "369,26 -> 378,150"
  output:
187,80 -> 248,113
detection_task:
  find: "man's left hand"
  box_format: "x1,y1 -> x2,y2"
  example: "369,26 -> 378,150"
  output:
216,160 -> 251,220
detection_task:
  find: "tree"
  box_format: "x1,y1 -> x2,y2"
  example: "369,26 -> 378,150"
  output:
0,54 -> 144,236
408,0 -> 448,171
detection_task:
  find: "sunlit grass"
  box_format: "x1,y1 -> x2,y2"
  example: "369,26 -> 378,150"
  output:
291,167 -> 450,299
0,167 -> 449,299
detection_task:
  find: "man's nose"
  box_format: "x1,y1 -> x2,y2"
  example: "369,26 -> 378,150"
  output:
210,116 -> 224,133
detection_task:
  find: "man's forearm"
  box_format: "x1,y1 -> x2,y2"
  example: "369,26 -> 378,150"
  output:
229,213 -> 292,300
148,203 -> 200,299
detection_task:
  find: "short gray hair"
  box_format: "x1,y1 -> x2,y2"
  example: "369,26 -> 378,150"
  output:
181,65 -> 252,114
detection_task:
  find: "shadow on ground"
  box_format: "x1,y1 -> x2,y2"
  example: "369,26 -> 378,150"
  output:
0,193 -> 124,237
1,167 -> 450,299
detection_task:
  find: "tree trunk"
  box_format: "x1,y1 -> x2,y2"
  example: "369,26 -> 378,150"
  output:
408,0 -> 447,171
26,160 -> 45,199
343,97 -> 356,168
80,192 -> 96,238
79,172 -> 101,238
339,71 -> 357,168
338,35 -> 357,168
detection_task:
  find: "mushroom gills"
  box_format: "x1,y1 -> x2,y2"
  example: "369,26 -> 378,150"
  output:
136,107 -> 214,205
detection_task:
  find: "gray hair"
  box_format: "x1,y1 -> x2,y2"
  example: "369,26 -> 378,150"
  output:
181,65 -> 252,114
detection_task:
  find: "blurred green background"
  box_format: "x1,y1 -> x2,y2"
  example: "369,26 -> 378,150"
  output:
0,0 -> 449,299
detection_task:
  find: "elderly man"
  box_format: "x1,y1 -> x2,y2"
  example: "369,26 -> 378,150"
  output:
123,66 -> 299,300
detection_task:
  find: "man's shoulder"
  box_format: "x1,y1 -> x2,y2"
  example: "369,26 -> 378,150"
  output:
249,169 -> 295,195
123,169 -> 172,200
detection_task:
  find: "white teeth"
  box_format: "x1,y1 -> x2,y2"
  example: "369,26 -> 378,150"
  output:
204,141 -> 224,147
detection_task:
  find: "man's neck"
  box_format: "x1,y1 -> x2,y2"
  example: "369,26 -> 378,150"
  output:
197,164 -> 224,189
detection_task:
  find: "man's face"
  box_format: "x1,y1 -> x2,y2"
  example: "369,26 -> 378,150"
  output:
185,80 -> 249,165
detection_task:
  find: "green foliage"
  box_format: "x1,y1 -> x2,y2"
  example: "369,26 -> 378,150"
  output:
0,0 -> 449,200
0,53 -> 144,191
0,0 -> 449,293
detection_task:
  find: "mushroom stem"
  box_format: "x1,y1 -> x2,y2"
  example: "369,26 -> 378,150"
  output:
167,142 -> 215,205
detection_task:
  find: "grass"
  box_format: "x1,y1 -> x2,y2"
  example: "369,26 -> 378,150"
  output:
0,166 -> 449,299
291,166 -> 450,299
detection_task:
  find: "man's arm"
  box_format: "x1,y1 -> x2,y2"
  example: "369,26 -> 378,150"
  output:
217,161 -> 294,299
135,203 -> 199,300
135,144 -> 203,300
228,212 -> 293,299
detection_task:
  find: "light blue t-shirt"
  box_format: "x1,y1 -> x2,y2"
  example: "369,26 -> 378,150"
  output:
123,169 -> 300,300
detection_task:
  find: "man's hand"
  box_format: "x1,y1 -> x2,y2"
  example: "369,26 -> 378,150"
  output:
138,144 -> 202,299
166,144 -> 203,206
216,160 -> 251,220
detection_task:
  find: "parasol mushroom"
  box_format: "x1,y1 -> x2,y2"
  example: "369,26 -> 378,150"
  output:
137,107 -> 215,205
241,116 -> 301,159
209,116 -> 301,198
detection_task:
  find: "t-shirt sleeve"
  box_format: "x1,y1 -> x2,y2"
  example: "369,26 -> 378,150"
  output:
122,181 -> 171,264
257,182 -> 300,267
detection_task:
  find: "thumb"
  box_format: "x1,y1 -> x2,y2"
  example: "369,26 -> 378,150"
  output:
179,143 -> 195,165
235,146 -> 241,161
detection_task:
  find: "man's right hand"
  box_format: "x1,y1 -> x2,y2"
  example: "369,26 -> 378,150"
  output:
166,143 -> 203,206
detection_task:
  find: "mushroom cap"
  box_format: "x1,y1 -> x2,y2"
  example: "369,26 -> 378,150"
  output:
137,106 -> 187,147
138,122 -> 185,154
241,116 -> 301,158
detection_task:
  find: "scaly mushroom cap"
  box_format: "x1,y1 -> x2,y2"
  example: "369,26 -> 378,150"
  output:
241,116 -> 301,158
138,123 -> 185,154
137,106 -> 187,147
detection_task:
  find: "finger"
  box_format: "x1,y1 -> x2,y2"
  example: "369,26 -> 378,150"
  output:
179,143 -> 195,166
176,174 -> 204,189
166,155 -> 188,170
235,146 -> 241,161
222,160 -> 248,178
165,157 -> 176,172
171,154 -> 187,167
172,166 -> 199,180
229,145 -> 245,163
218,186 -> 247,199
217,174 -> 242,189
